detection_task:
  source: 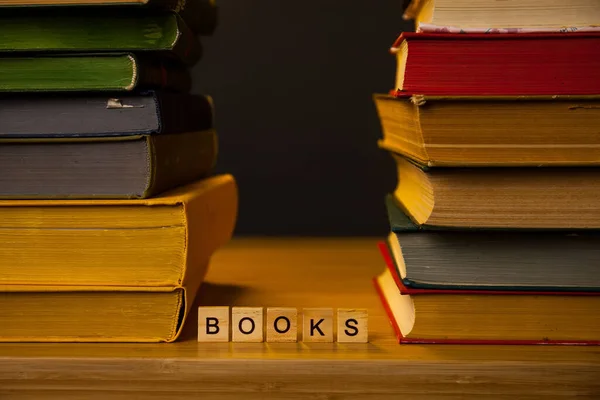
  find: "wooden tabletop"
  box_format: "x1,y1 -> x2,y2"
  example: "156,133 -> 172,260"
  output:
1,238 -> 599,399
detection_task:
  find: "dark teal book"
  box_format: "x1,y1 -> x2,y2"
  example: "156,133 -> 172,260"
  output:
384,195 -> 600,292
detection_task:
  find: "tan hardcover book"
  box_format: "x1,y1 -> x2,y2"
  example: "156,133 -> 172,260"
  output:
391,155 -> 600,229
403,0 -> 600,31
374,94 -> 600,167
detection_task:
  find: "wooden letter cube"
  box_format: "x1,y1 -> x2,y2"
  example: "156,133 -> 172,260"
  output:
232,307 -> 264,342
337,308 -> 368,343
302,308 -> 333,343
266,308 -> 297,342
198,306 -> 230,342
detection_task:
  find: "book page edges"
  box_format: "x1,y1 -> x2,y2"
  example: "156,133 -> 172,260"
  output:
374,257 -> 600,345
179,174 -> 237,288
378,241 -> 600,296
172,175 -> 238,341
373,275 -> 404,343
387,93 -> 600,102
0,174 -> 235,207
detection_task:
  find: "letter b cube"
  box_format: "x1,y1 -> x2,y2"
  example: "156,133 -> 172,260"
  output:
198,306 -> 230,342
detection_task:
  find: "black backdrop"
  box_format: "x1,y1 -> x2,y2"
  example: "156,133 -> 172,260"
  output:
193,1 -> 413,235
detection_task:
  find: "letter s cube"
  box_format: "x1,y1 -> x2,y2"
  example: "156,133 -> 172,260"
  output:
337,308 -> 368,343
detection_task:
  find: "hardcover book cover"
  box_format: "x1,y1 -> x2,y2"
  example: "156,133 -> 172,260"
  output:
0,11 -> 202,66
374,252 -> 600,345
0,175 -> 238,342
0,91 -> 213,137
0,0 -> 218,35
0,53 -> 191,92
391,32 -> 600,95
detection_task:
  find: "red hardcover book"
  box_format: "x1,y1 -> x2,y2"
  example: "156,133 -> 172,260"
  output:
390,32 -> 600,96
374,242 -> 600,345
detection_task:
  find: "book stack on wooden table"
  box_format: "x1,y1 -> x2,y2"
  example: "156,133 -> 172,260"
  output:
373,0 -> 600,345
0,0 -> 238,342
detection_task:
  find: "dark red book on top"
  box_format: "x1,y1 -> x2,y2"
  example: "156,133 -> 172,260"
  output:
390,32 -> 600,96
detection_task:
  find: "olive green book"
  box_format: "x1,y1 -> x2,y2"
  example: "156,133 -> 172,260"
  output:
0,10 -> 201,65
0,54 -> 190,92
0,0 -> 217,36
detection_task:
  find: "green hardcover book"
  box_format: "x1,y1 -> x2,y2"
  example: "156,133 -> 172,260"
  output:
0,0 -> 217,36
0,10 -> 201,66
0,54 -> 191,92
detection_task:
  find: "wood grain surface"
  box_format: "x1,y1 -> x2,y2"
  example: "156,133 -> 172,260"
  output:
0,238 -> 599,399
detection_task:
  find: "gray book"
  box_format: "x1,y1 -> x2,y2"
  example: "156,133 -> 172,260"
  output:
0,92 -> 217,199
385,195 -> 600,292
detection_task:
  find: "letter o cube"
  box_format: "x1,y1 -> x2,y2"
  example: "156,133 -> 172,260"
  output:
232,307 -> 264,342
266,307 -> 298,342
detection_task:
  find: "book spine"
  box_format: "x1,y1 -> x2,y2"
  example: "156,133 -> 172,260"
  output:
171,15 -> 203,66
154,92 -> 213,133
135,56 -> 191,93
145,129 -> 217,198
178,0 -> 218,35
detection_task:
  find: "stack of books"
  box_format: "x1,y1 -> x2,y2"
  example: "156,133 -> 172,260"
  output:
373,0 -> 600,344
0,0 -> 238,342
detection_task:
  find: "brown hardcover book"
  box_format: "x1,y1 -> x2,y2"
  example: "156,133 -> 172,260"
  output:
391,154 -> 600,229
374,94 -> 600,167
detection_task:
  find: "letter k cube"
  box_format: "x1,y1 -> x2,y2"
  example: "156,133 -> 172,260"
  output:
302,308 -> 333,343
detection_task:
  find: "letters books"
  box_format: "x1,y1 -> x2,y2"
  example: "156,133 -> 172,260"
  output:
197,307 -> 368,343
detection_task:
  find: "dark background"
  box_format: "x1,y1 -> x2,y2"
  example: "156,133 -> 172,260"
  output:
193,1 -> 413,236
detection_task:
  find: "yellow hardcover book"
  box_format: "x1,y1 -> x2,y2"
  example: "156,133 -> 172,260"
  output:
0,174 -> 238,287
0,174 -> 237,342
0,282 -> 201,342
375,267 -> 600,343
